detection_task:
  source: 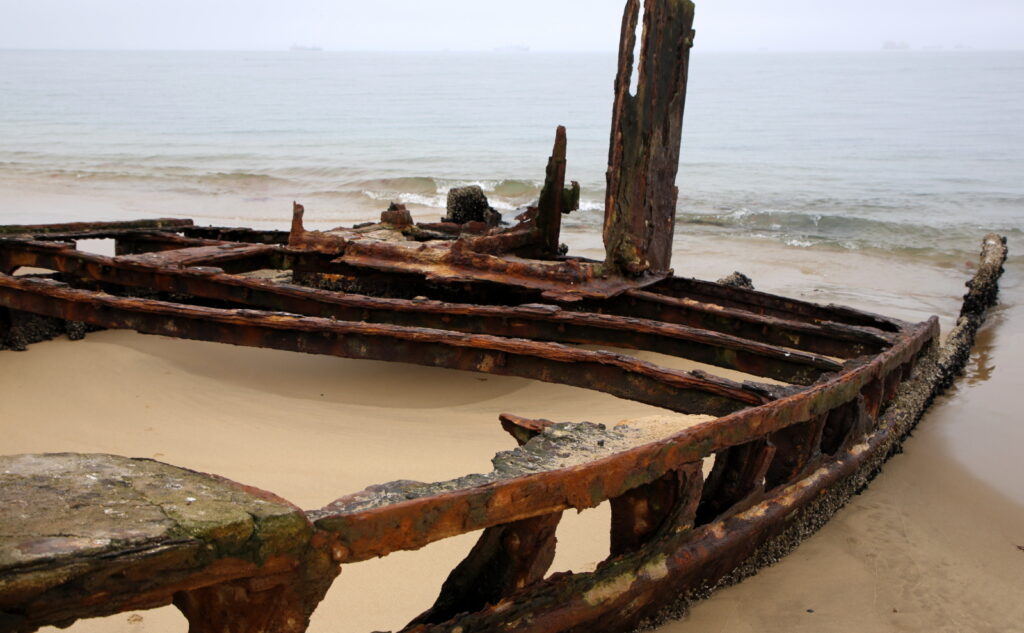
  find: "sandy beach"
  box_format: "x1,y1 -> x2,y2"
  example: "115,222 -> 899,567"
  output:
1,191 -> 1020,632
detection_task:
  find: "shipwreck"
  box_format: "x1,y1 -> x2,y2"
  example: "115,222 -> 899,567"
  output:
0,1 -> 1009,632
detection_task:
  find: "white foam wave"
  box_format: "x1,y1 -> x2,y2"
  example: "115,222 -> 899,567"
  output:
398,193 -> 447,208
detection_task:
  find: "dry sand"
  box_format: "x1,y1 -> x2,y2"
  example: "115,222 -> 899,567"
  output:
1,206 -> 1020,632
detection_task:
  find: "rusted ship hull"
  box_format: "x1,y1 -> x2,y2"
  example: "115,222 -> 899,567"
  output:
0,219 -> 1005,632
0,0 -> 1010,630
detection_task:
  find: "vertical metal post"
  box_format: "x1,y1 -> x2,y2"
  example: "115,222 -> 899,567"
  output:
604,0 -> 695,275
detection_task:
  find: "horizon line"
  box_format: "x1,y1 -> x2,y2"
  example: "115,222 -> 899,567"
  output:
2,46 -> 1021,54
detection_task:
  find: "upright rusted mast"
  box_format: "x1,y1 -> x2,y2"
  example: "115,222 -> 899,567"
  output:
604,0 -> 695,275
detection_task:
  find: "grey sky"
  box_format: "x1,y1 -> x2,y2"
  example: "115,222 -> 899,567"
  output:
1,0 -> 1020,52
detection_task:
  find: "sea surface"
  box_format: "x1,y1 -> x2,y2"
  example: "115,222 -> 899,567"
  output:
1,49 -> 1022,259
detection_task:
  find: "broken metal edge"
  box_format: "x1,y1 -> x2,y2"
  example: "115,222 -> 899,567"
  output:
309,317 -> 936,564
631,236 -> 1010,632
392,234 -> 1008,633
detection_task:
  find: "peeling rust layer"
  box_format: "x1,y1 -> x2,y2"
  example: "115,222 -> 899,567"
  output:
645,276 -> 906,332
0,226 -> 1004,633
0,218 -> 193,237
307,317 -> 934,563
0,0 -> 1007,628
604,0 -> 694,275
0,242 -> 844,384
0,275 -> 765,416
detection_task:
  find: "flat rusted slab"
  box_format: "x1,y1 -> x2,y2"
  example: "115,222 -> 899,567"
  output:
0,219 -> 193,239
335,248 -> 667,302
0,453 -> 313,632
290,217 -> 669,302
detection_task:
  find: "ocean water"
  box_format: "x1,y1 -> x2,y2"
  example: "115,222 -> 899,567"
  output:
1,49 -> 1022,258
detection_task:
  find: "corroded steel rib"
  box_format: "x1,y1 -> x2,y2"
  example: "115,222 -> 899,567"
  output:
394,241 -> 1004,633
115,243 -> 280,269
0,242 -> 842,384
0,218 -> 193,236
180,225 -> 291,244
309,316 -> 934,564
0,274 -> 764,416
647,276 -> 905,331
591,288 -> 895,358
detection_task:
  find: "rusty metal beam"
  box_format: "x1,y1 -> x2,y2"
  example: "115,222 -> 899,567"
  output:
604,0 -> 695,276
587,289 -> 894,358
646,276 -> 906,332
308,317 -> 932,564
0,234 -> 1004,633
0,243 -> 842,384
114,243 -> 279,271
0,274 -> 764,416
0,218 -> 193,236
180,226 -> 291,244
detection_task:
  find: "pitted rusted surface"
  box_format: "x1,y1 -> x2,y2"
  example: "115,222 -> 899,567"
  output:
0,223 -> 1001,633
0,0 -> 1009,631
604,0 -> 694,276
0,454 -> 333,633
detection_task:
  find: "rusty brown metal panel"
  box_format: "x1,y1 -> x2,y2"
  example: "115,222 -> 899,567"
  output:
610,464 -> 702,557
604,0 -> 695,275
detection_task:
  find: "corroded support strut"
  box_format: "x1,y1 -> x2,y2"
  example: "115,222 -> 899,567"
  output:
604,0 -> 695,275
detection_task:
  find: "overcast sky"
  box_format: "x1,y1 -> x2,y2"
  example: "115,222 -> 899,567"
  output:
1,0 -> 1021,52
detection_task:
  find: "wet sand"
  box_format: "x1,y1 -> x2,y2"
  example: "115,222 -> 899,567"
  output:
1,196 -> 1020,632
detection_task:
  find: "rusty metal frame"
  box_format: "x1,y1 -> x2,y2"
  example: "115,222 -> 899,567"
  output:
1,215 -> 976,633
0,1 -> 1009,632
